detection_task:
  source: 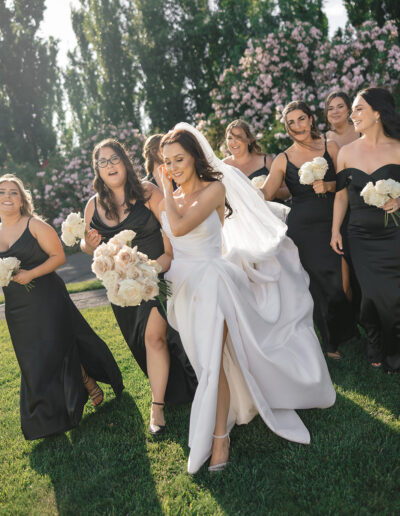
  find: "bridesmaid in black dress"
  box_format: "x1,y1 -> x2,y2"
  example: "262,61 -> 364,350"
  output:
143,133 -> 164,188
263,101 -> 357,359
332,87 -> 400,372
223,119 -> 290,202
81,139 -> 196,435
0,174 -> 124,440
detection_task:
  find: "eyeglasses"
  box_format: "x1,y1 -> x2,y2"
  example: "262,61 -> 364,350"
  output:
97,155 -> 121,168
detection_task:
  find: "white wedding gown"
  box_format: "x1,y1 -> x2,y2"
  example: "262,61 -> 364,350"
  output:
162,209 -> 336,474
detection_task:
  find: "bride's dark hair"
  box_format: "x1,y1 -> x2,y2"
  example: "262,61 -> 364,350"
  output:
160,129 -> 232,217
358,87 -> 400,141
92,139 -> 149,221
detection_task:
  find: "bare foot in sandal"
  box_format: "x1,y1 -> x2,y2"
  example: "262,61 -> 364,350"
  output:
81,367 -> 103,406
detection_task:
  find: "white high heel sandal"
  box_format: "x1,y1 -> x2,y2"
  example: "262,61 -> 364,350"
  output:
208,432 -> 230,472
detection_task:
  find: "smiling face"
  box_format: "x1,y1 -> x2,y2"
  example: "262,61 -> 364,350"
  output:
285,109 -> 313,142
226,127 -> 250,157
162,142 -> 196,185
0,181 -> 23,215
96,146 -> 127,189
351,95 -> 379,133
327,96 -> 350,127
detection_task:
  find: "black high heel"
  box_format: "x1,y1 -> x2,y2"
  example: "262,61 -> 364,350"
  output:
148,401 -> 166,436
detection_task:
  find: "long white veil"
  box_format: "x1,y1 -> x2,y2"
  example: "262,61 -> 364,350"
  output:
174,122 -> 292,286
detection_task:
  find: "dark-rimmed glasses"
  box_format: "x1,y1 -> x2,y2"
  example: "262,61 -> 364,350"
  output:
96,155 -> 121,168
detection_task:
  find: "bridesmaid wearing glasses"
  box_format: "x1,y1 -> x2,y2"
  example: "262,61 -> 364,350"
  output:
81,139 -> 196,435
331,87 -> 400,372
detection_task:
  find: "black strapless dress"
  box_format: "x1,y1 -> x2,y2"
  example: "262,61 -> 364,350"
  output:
336,165 -> 400,371
1,219 -> 124,440
284,145 -> 357,352
90,198 -> 197,404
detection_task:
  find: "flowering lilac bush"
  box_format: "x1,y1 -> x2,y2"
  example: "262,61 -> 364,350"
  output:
198,20 -> 400,154
0,123 -> 145,232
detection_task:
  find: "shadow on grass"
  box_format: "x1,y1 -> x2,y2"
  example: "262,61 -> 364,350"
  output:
30,391 -> 163,515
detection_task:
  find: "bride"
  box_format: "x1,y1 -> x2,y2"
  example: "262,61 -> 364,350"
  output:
159,123 -> 336,474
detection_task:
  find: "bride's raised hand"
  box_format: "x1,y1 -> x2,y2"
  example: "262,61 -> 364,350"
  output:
159,164 -> 173,196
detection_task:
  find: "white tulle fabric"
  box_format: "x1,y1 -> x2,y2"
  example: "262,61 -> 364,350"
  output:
163,123 -> 336,474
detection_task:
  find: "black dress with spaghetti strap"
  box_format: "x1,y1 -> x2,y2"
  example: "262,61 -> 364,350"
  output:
284,140 -> 357,352
336,165 -> 400,371
0,218 -> 124,440
90,198 -> 197,403
248,155 -> 270,181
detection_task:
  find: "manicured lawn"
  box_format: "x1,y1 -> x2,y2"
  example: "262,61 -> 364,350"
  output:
0,306 -> 399,514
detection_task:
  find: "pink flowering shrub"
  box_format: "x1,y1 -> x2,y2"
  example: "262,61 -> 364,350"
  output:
199,20 -> 400,154
0,123 -> 145,231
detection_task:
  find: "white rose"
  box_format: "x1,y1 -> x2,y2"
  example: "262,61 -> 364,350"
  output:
102,270 -> 120,289
148,259 -> 162,274
141,278 -> 159,301
370,191 -> 389,208
3,257 -> 20,272
138,263 -> 158,280
374,179 -> 391,195
251,175 -> 267,189
117,278 -> 144,306
111,230 -> 136,246
299,167 -> 315,185
61,228 -> 78,247
125,263 -> 141,279
65,212 -> 83,226
388,179 -> 400,199
91,254 -> 114,279
312,157 -> 328,180
360,182 -> 375,206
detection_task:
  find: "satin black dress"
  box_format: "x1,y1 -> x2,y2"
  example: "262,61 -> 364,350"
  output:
90,198 -> 197,404
284,142 -> 356,352
336,165 -> 400,371
1,219 -> 124,440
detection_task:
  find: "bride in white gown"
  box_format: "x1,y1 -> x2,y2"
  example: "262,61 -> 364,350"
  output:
159,123 -> 336,474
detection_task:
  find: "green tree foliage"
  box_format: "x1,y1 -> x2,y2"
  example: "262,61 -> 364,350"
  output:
278,0 -> 328,36
64,0 -> 141,140
0,0 -> 60,165
344,0 -> 400,35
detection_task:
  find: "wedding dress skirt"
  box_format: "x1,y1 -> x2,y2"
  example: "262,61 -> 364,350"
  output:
162,210 -> 336,474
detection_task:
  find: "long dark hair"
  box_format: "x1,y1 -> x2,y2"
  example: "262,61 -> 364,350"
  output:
324,91 -> 353,128
92,139 -> 149,221
160,129 -> 232,217
225,119 -> 263,154
358,87 -> 400,141
143,134 -> 164,179
282,101 -> 320,141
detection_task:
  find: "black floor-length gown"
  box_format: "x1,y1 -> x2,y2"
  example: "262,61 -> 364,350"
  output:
336,165 -> 400,371
90,198 -> 197,404
283,141 -> 356,352
1,219 -> 124,440
248,155 -> 290,207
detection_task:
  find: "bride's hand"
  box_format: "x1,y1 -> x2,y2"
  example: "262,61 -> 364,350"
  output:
330,231 -> 344,255
159,165 -> 173,195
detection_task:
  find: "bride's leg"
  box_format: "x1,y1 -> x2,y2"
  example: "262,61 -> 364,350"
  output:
210,322 -> 230,467
145,307 -> 170,428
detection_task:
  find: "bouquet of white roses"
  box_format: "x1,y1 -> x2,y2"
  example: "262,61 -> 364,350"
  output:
361,179 -> 400,226
251,175 -> 267,189
91,229 -> 168,310
61,212 -> 86,246
0,257 -> 34,291
298,157 -> 329,194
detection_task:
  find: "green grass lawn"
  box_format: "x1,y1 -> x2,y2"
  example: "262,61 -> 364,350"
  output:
0,306 -> 399,515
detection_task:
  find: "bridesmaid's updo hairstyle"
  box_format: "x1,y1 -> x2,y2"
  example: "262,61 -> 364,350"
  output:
160,129 -> 232,217
324,91 -> 352,126
282,101 -> 320,141
358,87 -> 400,141
225,120 -> 262,154
143,134 -> 164,179
0,174 -> 36,217
92,138 -> 149,222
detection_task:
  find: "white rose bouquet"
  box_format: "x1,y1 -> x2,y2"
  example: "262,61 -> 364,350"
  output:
298,156 -> 329,196
91,229 -> 169,311
0,257 -> 34,291
61,212 -> 86,247
251,175 -> 267,189
361,179 -> 400,226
